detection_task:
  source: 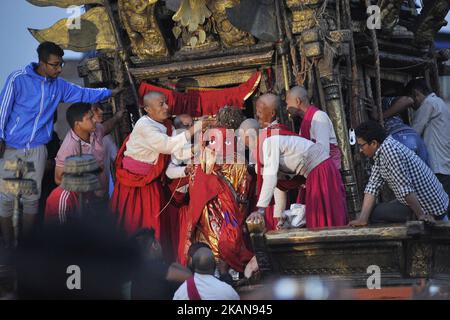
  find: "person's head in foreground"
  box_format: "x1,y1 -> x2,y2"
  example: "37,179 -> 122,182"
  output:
192,247 -> 216,275
15,217 -> 138,299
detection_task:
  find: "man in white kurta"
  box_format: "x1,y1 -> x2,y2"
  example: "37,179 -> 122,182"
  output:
111,92 -> 201,238
241,116 -> 348,229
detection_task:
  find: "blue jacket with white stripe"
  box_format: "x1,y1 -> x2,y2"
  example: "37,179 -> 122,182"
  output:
0,63 -> 112,149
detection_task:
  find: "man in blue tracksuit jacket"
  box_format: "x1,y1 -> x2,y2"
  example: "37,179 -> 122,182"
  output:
0,42 -> 120,248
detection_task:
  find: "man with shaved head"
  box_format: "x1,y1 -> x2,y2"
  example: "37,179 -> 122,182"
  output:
173,247 -> 240,300
286,86 -> 341,170
255,93 -> 281,129
111,91 -> 202,244
240,98 -> 348,229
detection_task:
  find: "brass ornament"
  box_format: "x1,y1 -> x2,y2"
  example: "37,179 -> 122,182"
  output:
208,0 -> 255,48
166,69 -> 257,89
285,0 -> 323,8
173,0 -> 212,32
118,0 -> 169,59
29,6 -> 116,51
246,219 -> 266,234
291,9 -> 317,34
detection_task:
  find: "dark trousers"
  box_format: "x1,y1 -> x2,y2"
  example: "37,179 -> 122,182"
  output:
370,200 -> 413,224
370,199 -> 447,224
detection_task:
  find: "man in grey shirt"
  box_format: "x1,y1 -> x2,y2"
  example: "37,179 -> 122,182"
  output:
405,79 -> 450,209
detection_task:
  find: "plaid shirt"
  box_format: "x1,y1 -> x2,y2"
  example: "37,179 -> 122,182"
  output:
365,136 -> 449,216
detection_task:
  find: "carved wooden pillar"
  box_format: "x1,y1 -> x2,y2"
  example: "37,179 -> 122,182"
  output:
286,0 -> 361,213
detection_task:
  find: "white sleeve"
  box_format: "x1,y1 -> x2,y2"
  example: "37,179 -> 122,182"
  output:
311,111 -> 331,155
166,161 -> 187,179
256,137 -> 280,208
171,128 -> 193,161
273,187 -> 287,218
139,124 -> 188,155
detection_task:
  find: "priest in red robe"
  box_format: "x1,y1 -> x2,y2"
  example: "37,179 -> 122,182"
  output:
111,91 -> 202,241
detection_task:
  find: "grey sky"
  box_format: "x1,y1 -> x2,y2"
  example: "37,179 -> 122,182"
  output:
0,0 -> 82,86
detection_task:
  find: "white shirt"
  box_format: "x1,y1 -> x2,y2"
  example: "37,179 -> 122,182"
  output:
300,110 -> 338,156
173,273 -> 240,300
256,135 -> 328,210
165,129 -> 192,193
412,93 -> 450,175
124,116 -> 189,164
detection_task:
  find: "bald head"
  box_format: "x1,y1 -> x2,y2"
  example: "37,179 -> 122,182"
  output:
258,93 -> 281,111
239,118 -> 260,132
255,93 -> 280,128
192,247 -> 216,275
143,91 -> 165,105
287,86 -> 308,102
286,86 -> 310,115
142,91 -> 170,123
238,118 -> 259,150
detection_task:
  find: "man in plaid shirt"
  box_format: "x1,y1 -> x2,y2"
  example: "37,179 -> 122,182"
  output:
349,121 -> 449,227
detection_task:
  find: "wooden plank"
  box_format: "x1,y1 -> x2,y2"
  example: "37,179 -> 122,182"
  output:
265,225 -> 409,245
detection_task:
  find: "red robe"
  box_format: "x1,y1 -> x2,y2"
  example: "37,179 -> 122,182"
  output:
110,121 -> 173,240
185,165 -> 253,272
165,176 -> 190,265
298,106 -> 347,218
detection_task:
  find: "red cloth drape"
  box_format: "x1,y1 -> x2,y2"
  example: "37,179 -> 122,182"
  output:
188,166 -> 253,272
110,121 -> 172,239
138,72 -> 262,117
176,167 -> 225,266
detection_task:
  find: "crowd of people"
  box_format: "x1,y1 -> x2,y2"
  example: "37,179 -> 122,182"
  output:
1,41 -> 450,299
